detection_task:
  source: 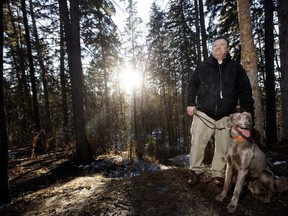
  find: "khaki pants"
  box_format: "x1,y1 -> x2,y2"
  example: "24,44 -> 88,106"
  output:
189,111 -> 230,178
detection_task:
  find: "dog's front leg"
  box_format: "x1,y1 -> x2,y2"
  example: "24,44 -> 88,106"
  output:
227,169 -> 248,213
215,163 -> 233,201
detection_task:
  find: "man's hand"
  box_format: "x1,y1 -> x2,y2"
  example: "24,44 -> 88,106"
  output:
187,106 -> 197,116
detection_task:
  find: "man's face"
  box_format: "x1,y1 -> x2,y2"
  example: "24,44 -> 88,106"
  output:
212,39 -> 229,60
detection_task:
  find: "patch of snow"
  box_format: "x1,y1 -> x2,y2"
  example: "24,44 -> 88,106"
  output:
273,161 -> 287,166
77,155 -> 173,178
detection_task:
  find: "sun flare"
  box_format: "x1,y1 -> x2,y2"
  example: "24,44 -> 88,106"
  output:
119,67 -> 142,94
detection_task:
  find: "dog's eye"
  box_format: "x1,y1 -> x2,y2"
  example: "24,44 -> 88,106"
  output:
245,116 -> 251,122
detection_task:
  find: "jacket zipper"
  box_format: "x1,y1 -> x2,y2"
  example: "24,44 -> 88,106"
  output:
215,64 -> 223,115
218,64 -> 223,99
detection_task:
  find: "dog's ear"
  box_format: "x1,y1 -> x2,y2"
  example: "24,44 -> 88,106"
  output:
224,114 -> 233,129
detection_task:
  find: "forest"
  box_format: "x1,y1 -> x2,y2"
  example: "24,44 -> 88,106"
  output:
0,0 -> 288,215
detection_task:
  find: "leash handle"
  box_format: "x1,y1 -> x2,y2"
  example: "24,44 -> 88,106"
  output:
194,113 -> 226,130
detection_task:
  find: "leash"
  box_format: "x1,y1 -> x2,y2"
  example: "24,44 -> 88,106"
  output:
194,113 -> 226,130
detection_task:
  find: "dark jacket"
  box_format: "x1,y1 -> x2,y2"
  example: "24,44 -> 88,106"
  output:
187,53 -> 254,116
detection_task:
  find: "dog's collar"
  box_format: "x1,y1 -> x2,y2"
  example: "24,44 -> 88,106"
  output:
232,135 -> 248,142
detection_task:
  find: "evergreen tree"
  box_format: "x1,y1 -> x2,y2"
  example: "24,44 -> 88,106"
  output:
0,0 -> 12,206
278,0 -> 288,142
59,0 -> 93,164
237,0 -> 264,144
264,0 -> 278,144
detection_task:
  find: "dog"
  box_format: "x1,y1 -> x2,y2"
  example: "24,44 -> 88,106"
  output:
215,112 -> 275,213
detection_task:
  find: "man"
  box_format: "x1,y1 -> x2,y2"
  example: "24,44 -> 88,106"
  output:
187,36 -> 254,186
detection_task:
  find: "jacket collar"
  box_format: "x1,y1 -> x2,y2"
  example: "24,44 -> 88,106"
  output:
207,53 -> 232,66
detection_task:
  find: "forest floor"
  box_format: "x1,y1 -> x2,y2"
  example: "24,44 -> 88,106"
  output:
0,142 -> 288,216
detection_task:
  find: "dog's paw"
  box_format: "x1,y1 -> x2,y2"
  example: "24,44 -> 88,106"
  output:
252,191 -> 273,203
227,203 -> 237,213
215,194 -> 225,201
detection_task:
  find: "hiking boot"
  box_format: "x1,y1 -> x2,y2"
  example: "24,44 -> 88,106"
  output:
188,171 -> 200,186
213,177 -> 224,187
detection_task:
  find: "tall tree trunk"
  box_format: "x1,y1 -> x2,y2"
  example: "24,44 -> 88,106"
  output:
138,60 -> 148,160
59,0 -> 93,164
28,0 -> 52,141
181,62 -> 190,151
0,0 -> 12,205
278,0 -> 288,142
237,0 -> 264,145
128,0 -> 141,159
198,0 -> 208,60
194,0 -> 201,63
103,49 -> 111,145
59,8 -> 69,145
21,0 -> 42,155
98,5 -> 111,153
7,3 -> 32,139
264,0 -> 277,144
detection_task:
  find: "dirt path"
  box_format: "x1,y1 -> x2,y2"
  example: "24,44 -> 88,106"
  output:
1,147 -> 288,216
